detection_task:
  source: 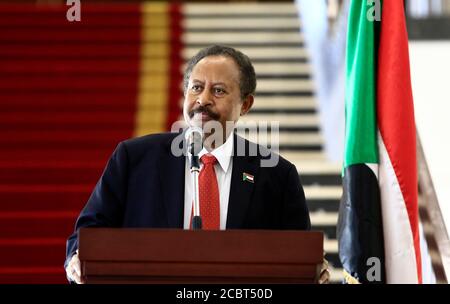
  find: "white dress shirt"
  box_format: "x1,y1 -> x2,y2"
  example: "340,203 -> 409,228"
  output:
183,132 -> 234,230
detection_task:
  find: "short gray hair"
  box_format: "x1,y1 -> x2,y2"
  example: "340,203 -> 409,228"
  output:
183,45 -> 257,100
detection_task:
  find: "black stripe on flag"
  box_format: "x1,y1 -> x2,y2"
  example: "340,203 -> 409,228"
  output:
337,164 -> 386,283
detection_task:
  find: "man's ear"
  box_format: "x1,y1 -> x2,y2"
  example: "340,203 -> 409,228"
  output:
240,95 -> 254,116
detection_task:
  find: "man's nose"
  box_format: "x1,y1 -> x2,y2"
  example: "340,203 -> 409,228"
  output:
196,89 -> 213,106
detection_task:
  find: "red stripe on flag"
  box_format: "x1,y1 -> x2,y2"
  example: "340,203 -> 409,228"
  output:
377,1 -> 422,283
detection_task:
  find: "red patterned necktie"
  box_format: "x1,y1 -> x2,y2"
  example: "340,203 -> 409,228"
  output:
197,153 -> 220,230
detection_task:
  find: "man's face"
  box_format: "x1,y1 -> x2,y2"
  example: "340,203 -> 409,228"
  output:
183,55 -> 253,139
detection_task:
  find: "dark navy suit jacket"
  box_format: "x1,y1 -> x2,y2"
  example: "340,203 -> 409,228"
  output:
65,132 -> 310,267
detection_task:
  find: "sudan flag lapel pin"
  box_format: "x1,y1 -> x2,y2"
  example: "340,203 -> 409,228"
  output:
242,172 -> 254,183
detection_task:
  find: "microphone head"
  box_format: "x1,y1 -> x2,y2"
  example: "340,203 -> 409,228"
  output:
185,126 -> 203,155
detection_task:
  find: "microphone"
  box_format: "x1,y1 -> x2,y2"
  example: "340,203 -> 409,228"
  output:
185,126 -> 203,230
185,126 -> 203,169
185,126 -> 203,155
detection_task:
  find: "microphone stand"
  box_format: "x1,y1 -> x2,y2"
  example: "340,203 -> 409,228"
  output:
190,149 -> 202,230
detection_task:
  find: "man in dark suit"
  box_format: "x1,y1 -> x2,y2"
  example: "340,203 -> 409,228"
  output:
65,45 -> 325,283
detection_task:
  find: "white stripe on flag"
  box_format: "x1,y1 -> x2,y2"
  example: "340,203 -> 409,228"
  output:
378,132 -> 419,283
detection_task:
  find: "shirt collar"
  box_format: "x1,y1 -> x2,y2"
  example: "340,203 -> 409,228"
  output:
198,132 -> 234,173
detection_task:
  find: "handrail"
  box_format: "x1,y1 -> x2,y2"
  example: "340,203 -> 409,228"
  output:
417,131 -> 450,283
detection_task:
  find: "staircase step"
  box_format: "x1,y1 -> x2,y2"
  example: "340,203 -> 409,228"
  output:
0,46 -> 140,60
249,108 -> 315,114
0,212 -> 77,239
184,17 -> 300,29
0,75 -> 141,91
0,92 -> 139,106
239,132 -> 323,146
0,3 -> 142,14
254,62 -> 311,74
0,267 -> 66,284
256,79 -> 314,92
0,112 -> 135,130
0,130 -> 133,149
310,211 -> 338,227
312,225 -> 338,240
304,185 -> 342,200
183,32 -> 303,45
281,151 -> 327,161
0,185 -> 91,211
257,74 -> 310,80
0,162 -> 103,185
0,266 -> 68,284
183,3 -> 298,15
293,161 -> 340,172
0,28 -> 141,43
0,238 -> 66,267
250,96 -> 316,110
324,238 -> 338,254
307,199 -> 340,213
184,46 -> 308,60
0,130 -> 132,140
0,149 -> 113,162
301,174 -> 341,186
239,113 -> 319,127
0,13 -> 141,27
271,145 -> 321,152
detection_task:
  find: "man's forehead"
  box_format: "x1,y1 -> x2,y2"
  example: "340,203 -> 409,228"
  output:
191,56 -> 240,80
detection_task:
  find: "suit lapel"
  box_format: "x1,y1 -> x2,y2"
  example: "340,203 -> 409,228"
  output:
226,134 -> 259,229
159,134 -> 185,228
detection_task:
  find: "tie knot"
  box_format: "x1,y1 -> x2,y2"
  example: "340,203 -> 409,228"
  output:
201,154 -> 217,165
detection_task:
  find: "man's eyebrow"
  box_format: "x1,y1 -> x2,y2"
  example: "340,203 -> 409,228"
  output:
191,80 -> 228,87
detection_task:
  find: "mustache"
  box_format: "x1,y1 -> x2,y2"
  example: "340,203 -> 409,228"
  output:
189,106 -> 220,120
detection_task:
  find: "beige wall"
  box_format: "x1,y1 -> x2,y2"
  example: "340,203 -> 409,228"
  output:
409,41 -> 450,236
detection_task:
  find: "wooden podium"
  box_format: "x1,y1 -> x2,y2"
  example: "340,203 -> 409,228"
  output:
78,228 -> 323,284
